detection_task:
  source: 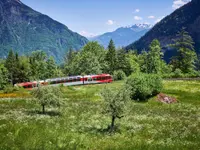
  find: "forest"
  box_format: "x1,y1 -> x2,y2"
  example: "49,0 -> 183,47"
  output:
0,28 -> 199,90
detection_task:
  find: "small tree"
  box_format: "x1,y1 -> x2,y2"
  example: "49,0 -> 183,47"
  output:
100,85 -> 131,132
31,86 -> 63,114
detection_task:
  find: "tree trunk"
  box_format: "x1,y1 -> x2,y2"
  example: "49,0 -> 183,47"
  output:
110,116 -> 115,132
42,105 -> 45,114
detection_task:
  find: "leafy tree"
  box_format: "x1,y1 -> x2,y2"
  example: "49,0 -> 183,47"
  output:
16,56 -> 31,83
0,63 -> 8,90
46,56 -> 58,78
125,51 -> 140,75
66,42 -> 106,75
106,39 -> 117,74
100,85 -> 131,132
78,51 -> 102,75
29,50 -> 47,80
116,49 -> 127,71
31,86 -> 63,114
147,39 -> 164,74
169,28 -> 197,73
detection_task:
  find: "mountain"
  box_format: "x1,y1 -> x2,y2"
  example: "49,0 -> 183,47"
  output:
126,0 -> 200,61
90,24 -> 152,48
0,0 -> 88,62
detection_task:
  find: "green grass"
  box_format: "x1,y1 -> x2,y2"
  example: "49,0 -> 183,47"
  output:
0,81 -> 200,150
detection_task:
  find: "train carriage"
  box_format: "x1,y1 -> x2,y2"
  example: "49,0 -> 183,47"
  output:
15,74 -> 113,89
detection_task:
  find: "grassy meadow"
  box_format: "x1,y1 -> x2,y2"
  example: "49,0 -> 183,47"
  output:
0,80 -> 200,150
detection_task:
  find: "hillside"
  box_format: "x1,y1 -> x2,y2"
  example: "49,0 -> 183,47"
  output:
0,0 -> 88,62
90,24 -> 151,48
126,0 -> 200,60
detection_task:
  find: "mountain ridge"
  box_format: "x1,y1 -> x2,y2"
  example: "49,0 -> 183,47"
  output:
0,0 -> 88,62
125,0 -> 200,61
90,24 -> 151,48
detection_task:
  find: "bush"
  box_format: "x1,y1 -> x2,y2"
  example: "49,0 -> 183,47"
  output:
113,70 -> 126,81
3,85 -> 19,94
126,73 -> 163,101
172,68 -> 184,78
184,70 -> 200,78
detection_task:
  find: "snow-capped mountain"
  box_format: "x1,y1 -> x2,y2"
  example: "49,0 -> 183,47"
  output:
90,24 -> 152,48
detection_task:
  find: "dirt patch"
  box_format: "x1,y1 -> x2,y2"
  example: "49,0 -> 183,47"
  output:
157,93 -> 177,104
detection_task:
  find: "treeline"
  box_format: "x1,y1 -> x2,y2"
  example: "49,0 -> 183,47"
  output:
64,28 -> 199,78
0,51 -> 63,90
0,28 -> 199,90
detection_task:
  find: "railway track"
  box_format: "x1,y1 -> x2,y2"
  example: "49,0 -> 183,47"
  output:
165,78 -> 200,81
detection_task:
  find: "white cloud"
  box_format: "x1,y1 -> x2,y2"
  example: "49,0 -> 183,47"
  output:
132,9 -> 140,14
80,30 -> 96,38
106,20 -> 115,25
172,0 -> 190,9
148,16 -> 155,19
135,9 -> 140,13
134,16 -> 143,21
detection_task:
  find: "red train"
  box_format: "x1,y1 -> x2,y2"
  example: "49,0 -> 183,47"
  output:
15,74 -> 113,89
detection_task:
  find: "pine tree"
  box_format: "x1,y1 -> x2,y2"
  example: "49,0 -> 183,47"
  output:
0,63 -> 8,90
106,39 -> 117,74
65,48 -> 74,65
5,50 -> 17,85
138,50 -> 148,73
170,28 -> 197,73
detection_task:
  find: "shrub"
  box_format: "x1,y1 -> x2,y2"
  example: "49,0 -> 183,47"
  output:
172,68 -> 184,78
3,85 -> 19,94
184,70 -> 199,78
113,70 -> 126,81
126,73 -> 163,101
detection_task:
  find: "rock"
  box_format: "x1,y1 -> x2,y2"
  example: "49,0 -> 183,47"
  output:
157,93 -> 177,104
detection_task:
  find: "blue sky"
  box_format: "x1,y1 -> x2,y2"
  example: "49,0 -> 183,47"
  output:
21,0 -> 190,37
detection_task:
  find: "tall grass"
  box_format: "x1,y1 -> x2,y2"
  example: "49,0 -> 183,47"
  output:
0,81 -> 200,150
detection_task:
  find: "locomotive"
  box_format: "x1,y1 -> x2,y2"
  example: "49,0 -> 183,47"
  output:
15,74 -> 113,89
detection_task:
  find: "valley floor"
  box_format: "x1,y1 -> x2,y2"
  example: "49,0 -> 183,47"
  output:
0,80 -> 200,150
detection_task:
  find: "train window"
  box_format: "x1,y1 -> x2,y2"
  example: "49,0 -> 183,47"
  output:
77,78 -> 81,81
88,77 -> 92,81
93,77 -> 97,81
